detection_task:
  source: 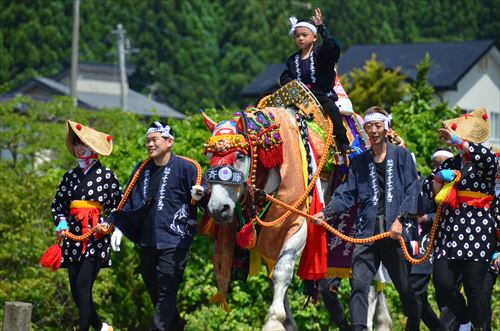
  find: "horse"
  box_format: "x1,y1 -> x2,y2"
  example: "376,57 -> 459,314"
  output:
200,81 -> 392,330
202,105 -> 312,330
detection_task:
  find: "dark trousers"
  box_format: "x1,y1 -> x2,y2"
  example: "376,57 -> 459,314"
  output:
438,274 -> 462,330
314,93 -> 350,147
67,258 -> 102,331
140,246 -> 189,331
320,278 -> 350,329
410,273 -> 441,331
484,271 -> 498,331
350,240 -> 419,331
433,259 -> 489,328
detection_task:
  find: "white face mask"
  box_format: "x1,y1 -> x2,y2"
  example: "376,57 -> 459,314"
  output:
75,145 -> 97,170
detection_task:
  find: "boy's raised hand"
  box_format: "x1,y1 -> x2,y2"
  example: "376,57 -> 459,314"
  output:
312,8 -> 323,26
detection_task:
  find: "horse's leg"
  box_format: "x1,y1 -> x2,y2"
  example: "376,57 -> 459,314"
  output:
366,286 -> 377,331
374,290 -> 392,331
283,292 -> 298,331
262,220 -> 307,331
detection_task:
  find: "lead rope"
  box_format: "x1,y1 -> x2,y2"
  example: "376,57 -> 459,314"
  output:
258,188 -> 451,265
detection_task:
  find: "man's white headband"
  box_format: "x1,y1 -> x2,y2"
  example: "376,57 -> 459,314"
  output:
289,16 -> 317,35
363,112 -> 389,130
147,121 -> 174,140
431,150 -> 454,161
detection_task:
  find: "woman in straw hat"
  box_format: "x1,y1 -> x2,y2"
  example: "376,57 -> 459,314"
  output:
422,108 -> 499,331
50,120 -> 122,331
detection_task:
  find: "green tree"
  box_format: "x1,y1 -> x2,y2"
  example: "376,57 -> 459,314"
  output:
391,53 -> 461,175
342,54 -> 409,113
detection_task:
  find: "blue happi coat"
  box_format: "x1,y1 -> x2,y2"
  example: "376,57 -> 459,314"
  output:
324,143 -> 418,238
111,154 -> 200,249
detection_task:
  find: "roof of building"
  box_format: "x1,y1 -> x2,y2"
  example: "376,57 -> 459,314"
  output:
3,77 -> 185,119
338,39 -> 497,90
240,63 -> 285,99
52,62 -> 137,81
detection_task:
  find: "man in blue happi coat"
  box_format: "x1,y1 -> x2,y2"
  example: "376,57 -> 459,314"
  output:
110,121 -> 205,331
314,106 -> 420,331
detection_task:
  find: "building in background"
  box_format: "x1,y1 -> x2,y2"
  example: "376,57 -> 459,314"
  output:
1,62 -> 184,119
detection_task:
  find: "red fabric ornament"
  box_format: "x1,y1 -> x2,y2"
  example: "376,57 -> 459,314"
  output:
209,153 -> 236,167
297,185 -> 327,280
257,144 -> 283,169
451,123 -> 457,130
76,124 -> 82,130
236,222 -> 256,249
106,135 -> 112,142
482,114 -> 488,120
39,243 -> 62,272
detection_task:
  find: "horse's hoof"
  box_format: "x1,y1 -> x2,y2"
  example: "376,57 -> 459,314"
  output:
262,319 -> 286,331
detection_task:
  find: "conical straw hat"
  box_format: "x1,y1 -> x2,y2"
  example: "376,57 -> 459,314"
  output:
442,107 -> 490,144
66,120 -> 113,157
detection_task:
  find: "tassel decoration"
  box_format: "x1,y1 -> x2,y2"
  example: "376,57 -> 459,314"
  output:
257,144 -> 283,169
236,222 -> 256,249
39,243 -> 62,272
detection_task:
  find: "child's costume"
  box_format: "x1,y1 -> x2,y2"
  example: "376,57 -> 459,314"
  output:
280,20 -> 351,152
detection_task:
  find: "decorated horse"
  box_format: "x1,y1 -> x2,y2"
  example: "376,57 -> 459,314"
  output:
198,80 -> 368,330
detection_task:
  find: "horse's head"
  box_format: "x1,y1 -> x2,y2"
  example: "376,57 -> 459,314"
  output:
202,111 -> 250,224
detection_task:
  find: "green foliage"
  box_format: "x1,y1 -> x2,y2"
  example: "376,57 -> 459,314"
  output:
391,54 -> 461,175
342,54 -> 409,113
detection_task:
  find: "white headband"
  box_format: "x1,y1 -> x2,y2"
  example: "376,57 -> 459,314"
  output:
431,150 -> 454,161
289,16 -> 317,35
363,112 -> 389,130
147,121 -> 174,140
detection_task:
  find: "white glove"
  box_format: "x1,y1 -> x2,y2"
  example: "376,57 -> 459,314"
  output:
191,185 -> 205,201
111,228 -> 123,252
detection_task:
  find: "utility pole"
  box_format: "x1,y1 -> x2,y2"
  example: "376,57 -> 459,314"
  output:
115,23 -> 127,111
70,0 -> 80,106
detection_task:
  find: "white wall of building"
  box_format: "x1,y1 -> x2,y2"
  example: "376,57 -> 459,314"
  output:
437,47 -> 500,147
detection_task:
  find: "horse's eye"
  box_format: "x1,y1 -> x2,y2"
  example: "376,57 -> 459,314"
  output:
236,152 -> 245,160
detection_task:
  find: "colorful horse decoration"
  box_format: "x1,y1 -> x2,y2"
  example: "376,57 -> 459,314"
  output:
200,80 -> 369,330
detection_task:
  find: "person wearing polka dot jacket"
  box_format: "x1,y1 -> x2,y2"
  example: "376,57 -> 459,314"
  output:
422,108 -> 499,331
51,120 -> 122,331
